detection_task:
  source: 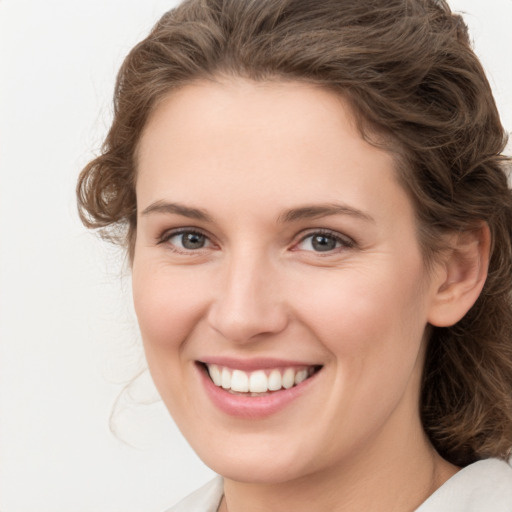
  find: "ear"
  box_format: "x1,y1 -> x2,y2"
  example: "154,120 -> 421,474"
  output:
427,223 -> 491,327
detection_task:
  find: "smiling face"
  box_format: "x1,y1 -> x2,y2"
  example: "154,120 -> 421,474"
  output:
132,79 -> 443,484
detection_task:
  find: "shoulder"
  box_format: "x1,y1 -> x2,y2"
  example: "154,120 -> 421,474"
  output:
163,477 -> 224,512
416,458 -> 512,512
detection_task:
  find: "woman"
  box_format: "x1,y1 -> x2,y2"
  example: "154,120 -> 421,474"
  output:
77,0 -> 512,510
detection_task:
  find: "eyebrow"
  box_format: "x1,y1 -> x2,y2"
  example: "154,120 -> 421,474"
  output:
140,200 -> 374,224
278,203 -> 374,224
140,201 -> 213,222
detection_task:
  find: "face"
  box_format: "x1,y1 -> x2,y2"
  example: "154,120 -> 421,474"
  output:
133,79 -> 441,484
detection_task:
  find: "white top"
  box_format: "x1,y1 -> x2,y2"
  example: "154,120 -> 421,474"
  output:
166,477 -> 223,512
165,458 -> 512,512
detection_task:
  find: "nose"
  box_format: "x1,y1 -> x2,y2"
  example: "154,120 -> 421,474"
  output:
207,251 -> 289,343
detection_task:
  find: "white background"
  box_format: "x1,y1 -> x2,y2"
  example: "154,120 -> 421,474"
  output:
0,1 -> 511,511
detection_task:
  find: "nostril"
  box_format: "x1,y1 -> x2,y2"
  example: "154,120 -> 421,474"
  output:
206,303 -> 289,344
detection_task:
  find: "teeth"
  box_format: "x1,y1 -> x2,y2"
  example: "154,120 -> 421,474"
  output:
268,369 -> 282,391
231,370 -> 249,392
295,369 -> 308,385
221,367 -> 231,389
205,364 -> 316,394
282,368 -> 295,389
209,364 -> 222,386
249,370 -> 268,393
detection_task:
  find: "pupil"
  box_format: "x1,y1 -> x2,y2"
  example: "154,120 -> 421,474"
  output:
182,233 -> 205,249
312,235 -> 336,252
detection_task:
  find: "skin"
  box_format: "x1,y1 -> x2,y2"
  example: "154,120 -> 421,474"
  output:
132,79 -> 487,511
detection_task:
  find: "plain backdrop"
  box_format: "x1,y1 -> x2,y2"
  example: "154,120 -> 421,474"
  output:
0,1 -> 511,511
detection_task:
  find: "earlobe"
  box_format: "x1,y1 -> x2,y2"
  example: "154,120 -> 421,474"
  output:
427,223 -> 491,327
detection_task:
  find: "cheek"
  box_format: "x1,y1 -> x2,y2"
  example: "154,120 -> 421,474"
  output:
293,259 -> 429,364
131,264 -> 212,417
132,264 -> 208,354
294,264 -> 429,436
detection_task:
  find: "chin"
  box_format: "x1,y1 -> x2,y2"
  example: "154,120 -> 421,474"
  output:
186,429 -> 326,485
205,455 -> 312,484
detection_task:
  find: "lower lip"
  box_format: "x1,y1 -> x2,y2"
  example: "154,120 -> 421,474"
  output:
197,364 -> 319,419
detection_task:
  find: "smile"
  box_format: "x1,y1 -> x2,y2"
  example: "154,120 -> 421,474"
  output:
197,359 -> 323,418
204,363 -> 320,395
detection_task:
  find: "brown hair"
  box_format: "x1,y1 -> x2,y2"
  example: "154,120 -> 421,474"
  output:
77,0 -> 512,466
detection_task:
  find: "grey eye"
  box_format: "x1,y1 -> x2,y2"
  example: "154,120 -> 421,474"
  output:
295,231 -> 352,253
311,234 -> 338,252
166,231 -> 210,251
180,232 -> 206,249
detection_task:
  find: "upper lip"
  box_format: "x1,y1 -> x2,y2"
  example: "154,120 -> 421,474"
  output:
198,356 -> 322,371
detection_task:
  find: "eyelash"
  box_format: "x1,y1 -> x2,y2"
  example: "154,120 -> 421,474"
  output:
157,228 -> 356,254
157,228 -> 214,254
295,229 -> 355,253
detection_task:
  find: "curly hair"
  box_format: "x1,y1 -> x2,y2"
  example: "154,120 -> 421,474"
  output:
77,0 -> 512,466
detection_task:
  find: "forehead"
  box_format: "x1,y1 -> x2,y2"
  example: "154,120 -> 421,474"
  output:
137,79 -> 361,165
135,78 -> 412,227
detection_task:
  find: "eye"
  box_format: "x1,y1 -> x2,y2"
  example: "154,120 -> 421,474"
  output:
160,229 -> 213,252
295,231 -> 353,253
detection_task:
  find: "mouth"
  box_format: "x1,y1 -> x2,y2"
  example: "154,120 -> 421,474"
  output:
199,362 -> 322,396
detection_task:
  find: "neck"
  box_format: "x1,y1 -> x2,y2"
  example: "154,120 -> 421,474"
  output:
219,415 -> 458,512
